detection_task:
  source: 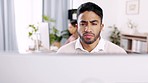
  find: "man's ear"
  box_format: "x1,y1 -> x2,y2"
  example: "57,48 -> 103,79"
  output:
100,24 -> 104,30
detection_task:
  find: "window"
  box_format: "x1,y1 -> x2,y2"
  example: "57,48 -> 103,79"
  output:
14,0 -> 42,53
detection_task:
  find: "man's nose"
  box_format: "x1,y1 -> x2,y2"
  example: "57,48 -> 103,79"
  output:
84,24 -> 91,32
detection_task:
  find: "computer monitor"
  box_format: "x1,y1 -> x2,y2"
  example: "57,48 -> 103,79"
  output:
38,23 -> 50,51
0,53 -> 148,83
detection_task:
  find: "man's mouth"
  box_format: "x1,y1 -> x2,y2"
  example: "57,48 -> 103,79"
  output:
83,33 -> 94,38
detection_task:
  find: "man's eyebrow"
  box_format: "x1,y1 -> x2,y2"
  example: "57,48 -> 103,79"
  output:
80,20 -> 88,23
89,20 -> 99,23
80,20 -> 99,23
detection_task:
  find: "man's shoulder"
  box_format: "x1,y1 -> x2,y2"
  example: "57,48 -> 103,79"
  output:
56,40 -> 76,53
105,41 -> 119,47
105,40 -> 127,53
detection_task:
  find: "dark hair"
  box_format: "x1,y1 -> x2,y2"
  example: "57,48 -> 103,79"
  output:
77,2 -> 103,22
70,20 -> 77,27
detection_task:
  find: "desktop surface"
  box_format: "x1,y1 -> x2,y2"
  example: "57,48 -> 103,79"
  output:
0,53 -> 148,83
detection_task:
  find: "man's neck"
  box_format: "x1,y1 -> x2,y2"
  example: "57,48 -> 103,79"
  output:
80,38 -> 100,52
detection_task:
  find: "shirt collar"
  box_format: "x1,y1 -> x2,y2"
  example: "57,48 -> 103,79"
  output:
75,37 -> 105,53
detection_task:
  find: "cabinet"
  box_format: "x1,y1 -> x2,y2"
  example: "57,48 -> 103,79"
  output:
120,33 -> 148,53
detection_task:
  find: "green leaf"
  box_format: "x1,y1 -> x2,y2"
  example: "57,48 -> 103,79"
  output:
28,32 -> 33,37
42,15 -> 55,22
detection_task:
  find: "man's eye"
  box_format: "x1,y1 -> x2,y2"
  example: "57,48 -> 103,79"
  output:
80,23 -> 86,26
92,23 -> 97,25
81,24 -> 85,26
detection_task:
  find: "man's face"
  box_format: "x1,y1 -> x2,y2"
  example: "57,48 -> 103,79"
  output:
77,11 -> 104,44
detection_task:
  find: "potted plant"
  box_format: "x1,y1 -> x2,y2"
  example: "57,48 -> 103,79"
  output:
28,24 -> 41,51
43,15 -> 70,48
109,25 -> 120,46
127,19 -> 138,34
49,26 -> 71,48
28,15 -> 69,51
49,26 -> 62,48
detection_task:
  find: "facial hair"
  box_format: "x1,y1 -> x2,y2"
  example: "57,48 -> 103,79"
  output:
78,32 -> 101,44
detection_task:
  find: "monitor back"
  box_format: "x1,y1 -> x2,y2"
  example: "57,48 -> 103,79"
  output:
0,53 -> 148,83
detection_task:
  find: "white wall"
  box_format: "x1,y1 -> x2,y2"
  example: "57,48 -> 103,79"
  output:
117,0 -> 148,34
72,0 -> 148,40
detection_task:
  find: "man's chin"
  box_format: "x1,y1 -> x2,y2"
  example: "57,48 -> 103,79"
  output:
84,41 -> 93,44
81,37 -> 95,44
83,39 -> 94,44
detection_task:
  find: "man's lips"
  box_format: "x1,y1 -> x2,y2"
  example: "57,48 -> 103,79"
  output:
83,34 -> 94,38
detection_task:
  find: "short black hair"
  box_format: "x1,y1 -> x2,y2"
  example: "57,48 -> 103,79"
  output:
77,2 -> 103,23
70,20 -> 77,27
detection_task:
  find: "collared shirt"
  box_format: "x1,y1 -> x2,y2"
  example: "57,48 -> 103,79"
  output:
75,37 -> 105,53
57,37 -> 127,54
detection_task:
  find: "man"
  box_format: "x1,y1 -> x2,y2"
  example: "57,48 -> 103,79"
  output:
57,2 -> 126,54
